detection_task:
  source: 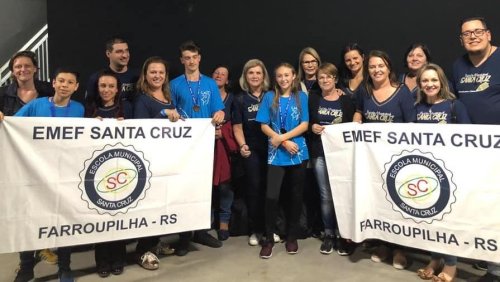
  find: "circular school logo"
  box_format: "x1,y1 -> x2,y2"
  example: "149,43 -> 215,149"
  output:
78,143 -> 151,215
381,149 -> 456,223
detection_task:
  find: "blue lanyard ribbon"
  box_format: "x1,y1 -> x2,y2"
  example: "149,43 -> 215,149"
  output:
185,74 -> 201,107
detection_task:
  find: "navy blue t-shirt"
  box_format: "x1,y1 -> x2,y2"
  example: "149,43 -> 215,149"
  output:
355,84 -> 416,123
133,92 -> 175,119
94,104 -> 122,119
221,93 -> 234,122
452,48 -> 500,124
415,100 -> 471,124
232,92 -> 267,151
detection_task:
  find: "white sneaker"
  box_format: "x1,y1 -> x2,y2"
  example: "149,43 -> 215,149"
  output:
273,233 -> 281,243
248,233 -> 259,246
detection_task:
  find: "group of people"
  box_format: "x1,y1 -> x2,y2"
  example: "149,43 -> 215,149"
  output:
0,16 -> 498,282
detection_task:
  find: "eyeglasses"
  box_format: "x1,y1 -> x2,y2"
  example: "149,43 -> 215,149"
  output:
460,28 -> 488,38
302,60 -> 318,65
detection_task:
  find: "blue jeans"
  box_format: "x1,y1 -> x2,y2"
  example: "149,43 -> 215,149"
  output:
311,157 -> 336,236
242,148 -> 267,233
214,182 -> 234,224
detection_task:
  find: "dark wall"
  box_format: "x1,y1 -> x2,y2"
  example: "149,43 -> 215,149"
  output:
47,0 -> 499,102
0,0 -> 47,64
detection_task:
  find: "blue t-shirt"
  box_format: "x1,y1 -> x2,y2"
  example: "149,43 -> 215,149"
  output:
355,84 -> 416,123
415,100 -> 471,124
15,97 -> 84,117
133,92 -> 175,119
256,91 -> 309,166
170,74 -> 224,119
452,48 -> 500,124
232,92 -> 267,151
85,67 -> 139,119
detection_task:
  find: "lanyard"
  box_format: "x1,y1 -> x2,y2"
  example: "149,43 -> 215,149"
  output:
279,95 -> 292,133
185,74 -> 201,109
49,97 -> 71,117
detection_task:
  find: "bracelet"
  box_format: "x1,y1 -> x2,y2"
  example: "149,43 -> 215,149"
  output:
281,141 -> 287,146
239,144 -> 247,149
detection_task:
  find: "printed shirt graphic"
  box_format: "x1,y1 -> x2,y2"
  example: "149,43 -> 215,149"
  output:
416,100 -> 471,124
356,84 -> 415,123
232,92 -> 267,150
256,91 -> 309,166
170,74 -> 224,119
452,49 -> 500,124
317,99 -> 343,125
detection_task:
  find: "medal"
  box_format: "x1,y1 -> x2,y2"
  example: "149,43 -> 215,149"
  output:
280,128 -> 287,134
193,105 -> 200,112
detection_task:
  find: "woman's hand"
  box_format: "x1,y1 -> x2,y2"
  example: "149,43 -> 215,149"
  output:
270,134 -> 284,148
282,140 -> 299,155
239,144 -> 251,158
312,123 -> 324,135
165,109 -> 181,122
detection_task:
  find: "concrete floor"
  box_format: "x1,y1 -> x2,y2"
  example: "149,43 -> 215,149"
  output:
0,233 -> 486,282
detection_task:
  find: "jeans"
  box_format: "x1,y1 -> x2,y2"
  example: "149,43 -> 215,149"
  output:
265,162 -> 306,241
243,148 -> 267,234
214,182 -> 234,224
19,247 -> 72,273
311,157 -> 336,236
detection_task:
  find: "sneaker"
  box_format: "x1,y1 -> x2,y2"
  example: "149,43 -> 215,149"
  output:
192,231 -> 223,248
259,241 -> 274,259
392,249 -> 407,270
273,233 -> 281,243
14,270 -> 34,282
248,233 -> 260,246
320,235 -> 334,255
156,241 -> 175,255
58,271 -> 74,282
371,245 -> 389,263
337,237 -> 355,256
475,261 -> 488,271
38,249 -> 58,265
285,239 -> 298,254
137,251 -> 159,270
217,229 -> 230,241
478,273 -> 500,282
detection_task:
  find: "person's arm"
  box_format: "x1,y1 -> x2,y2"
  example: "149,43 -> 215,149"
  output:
353,112 -> 363,123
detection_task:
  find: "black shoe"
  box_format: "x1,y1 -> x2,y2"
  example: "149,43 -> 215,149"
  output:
192,231 -> 223,248
478,273 -> 500,282
14,271 -> 34,282
217,230 -> 230,241
320,235 -> 334,254
475,261 -> 489,271
175,232 -> 192,256
111,266 -> 124,276
337,237 -> 355,256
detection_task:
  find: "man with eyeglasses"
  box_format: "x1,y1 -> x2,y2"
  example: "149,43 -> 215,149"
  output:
452,16 -> 500,282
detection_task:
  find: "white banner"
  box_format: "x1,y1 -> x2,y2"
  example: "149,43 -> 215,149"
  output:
322,122 -> 500,263
0,117 -> 215,253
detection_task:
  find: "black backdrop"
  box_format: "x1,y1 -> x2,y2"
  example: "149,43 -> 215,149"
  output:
47,0 -> 499,102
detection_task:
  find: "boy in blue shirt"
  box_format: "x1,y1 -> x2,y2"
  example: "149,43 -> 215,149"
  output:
11,68 -> 84,282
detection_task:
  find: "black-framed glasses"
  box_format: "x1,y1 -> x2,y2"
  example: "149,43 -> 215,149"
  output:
460,28 -> 488,38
